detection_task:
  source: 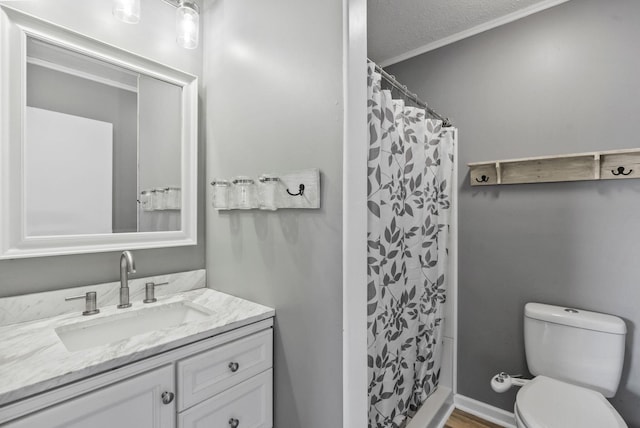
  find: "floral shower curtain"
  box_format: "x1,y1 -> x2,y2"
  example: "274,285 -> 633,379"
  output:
367,61 -> 455,428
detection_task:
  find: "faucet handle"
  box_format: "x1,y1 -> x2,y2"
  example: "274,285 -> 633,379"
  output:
143,281 -> 169,304
65,291 -> 100,316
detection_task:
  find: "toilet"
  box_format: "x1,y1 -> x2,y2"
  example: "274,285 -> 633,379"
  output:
514,303 -> 628,428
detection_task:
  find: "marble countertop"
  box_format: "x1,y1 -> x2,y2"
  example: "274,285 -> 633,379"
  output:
0,288 -> 274,406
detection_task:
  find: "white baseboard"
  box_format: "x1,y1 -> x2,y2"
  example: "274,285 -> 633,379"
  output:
454,394 -> 517,428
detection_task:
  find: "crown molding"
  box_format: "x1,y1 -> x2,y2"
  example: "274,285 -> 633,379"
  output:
378,0 -> 571,68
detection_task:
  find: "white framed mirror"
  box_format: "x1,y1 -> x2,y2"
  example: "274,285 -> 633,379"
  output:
0,6 -> 198,259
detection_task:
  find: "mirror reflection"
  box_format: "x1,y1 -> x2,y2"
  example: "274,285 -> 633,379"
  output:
25,36 -> 183,236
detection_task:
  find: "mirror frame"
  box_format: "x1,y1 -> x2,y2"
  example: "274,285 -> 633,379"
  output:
0,6 -> 198,259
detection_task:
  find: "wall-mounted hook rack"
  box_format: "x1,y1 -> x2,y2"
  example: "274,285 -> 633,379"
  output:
211,168 -> 320,210
469,148 -> 640,186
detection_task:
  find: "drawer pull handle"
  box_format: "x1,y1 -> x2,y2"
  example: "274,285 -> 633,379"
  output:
229,418 -> 240,427
228,362 -> 240,372
161,391 -> 175,405
612,166 -> 632,176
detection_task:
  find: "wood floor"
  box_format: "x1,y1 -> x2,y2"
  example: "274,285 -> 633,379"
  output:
444,409 -> 504,428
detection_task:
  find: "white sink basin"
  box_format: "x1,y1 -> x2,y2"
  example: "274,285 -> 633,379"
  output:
55,301 -> 213,352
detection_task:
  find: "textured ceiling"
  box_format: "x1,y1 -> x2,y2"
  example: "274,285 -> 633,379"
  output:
368,0 -> 566,65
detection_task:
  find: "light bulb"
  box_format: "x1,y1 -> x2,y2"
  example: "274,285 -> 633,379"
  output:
113,0 -> 140,24
176,1 -> 199,49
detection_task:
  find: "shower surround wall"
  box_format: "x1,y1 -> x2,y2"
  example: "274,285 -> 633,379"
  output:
387,0 -> 640,426
0,0 -> 205,297
203,0 -> 344,427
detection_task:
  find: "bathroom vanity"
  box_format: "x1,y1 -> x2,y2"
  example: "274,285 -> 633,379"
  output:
0,5 -> 274,428
0,271 -> 275,428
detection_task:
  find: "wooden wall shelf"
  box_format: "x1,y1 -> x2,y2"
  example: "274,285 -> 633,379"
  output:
468,149 -> 640,186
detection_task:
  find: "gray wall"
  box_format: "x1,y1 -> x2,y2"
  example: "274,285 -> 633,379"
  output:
27,64 -> 139,234
387,0 -> 640,425
203,0 -> 344,427
138,75 -> 182,233
0,0 -> 205,297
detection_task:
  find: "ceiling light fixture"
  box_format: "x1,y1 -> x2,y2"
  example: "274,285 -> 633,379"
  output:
175,0 -> 200,50
113,0 -> 141,24
113,0 -> 200,50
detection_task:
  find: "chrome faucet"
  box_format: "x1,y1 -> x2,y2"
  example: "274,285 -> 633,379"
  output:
118,250 -> 136,308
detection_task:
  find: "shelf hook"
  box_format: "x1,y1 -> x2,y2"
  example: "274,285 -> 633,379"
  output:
475,175 -> 489,183
286,184 -> 305,196
611,166 -> 632,176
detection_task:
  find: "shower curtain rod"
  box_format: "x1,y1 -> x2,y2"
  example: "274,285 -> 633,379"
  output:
370,60 -> 453,127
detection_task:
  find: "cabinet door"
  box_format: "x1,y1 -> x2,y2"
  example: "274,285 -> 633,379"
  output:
179,369 -> 272,428
5,365 -> 175,428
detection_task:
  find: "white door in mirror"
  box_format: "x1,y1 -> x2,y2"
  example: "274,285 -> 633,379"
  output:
25,107 -> 113,236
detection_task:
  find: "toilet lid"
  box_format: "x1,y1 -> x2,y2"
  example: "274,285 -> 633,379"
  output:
516,376 -> 627,428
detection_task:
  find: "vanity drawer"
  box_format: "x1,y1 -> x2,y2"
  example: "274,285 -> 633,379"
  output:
177,328 -> 273,411
178,369 -> 273,428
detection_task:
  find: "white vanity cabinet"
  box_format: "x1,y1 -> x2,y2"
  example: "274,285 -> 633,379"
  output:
4,365 -> 175,428
0,320 -> 273,428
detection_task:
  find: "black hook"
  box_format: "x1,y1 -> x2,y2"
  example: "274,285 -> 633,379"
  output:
611,166 -> 632,176
286,184 -> 305,196
475,175 -> 489,183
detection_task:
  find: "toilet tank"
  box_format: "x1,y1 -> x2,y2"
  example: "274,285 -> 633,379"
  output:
524,303 -> 626,397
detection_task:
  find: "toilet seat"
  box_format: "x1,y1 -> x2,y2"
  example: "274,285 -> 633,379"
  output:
515,376 -> 627,428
